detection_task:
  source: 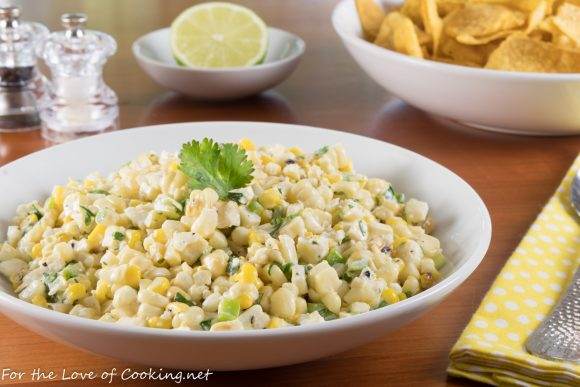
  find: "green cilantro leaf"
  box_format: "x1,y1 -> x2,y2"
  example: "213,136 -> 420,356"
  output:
179,138 -> 254,200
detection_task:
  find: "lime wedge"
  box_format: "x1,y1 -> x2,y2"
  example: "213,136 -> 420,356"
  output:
171,2 -> 268,68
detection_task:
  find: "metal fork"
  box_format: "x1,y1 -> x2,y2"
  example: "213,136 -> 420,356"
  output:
524,169 -> 580,363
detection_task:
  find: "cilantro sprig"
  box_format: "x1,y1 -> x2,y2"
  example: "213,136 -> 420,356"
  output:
179,138 -> 254,201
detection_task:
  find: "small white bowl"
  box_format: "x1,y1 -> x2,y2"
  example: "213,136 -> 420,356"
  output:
133,27 -> 305,100
332,0 -> 580,136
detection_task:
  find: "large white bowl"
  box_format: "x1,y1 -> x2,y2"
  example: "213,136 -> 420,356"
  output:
133,28 -> 304,100
332,0 -> 580,136
0,122 -> 491,370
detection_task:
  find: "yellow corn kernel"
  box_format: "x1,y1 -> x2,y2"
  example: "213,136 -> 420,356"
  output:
52,185 -> 65,209
168,161 -> 179,172
398,292 -> 407,301
150,277 -> 170,294
31,243 -> 42,259
153,229 -> 167,244
267,317 -> 286,329
239,263 -> 258,284
87,224 -> 107,249
63,215 -> 73,224
248,229 -> 264,245
129,199 -> 144,207
255,278 -> 264,290
260,154 -> 274,164
326,174 -> 342,184
58,234 -> 71,243
392,236 -> 408,250
238,294 -> 254,309
65,283 -> 86,303
127,230 -> 143,250
26,213 -> 38,224
124,264 -> 141,288
339,160 -> 353,173
304,231 -> 314,238
333,222 -> 344,231
83,179 -> 96,190
167,302 -> 189,313
258,188 -> 282,209
381,288 -> 399,305
147,316 -> 172,329
31,294 -> 48,307
94,281 -> 111,302
239,138 -> 255,151
288,146 -> 303,156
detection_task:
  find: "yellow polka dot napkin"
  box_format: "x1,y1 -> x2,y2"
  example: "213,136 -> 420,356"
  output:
448,155 -> 580,387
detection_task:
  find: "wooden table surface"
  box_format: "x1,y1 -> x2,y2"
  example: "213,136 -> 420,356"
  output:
0,0 -> 579,386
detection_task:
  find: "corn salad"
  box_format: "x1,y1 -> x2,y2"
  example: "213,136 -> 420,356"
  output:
0,141 -> 445,331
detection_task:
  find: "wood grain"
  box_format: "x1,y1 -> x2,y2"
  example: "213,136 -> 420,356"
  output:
0,0 -> 578,386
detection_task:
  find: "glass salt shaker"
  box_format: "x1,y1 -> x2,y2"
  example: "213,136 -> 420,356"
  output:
0,6 -> 48,132
37,13 -> 118,142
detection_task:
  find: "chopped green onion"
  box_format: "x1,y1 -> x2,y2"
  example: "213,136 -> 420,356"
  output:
385,186 -> 405,203
62,263 -> 81,280
306,303 -> 337,320
89,189 -> 109,195
79,205 -> 96,226
217,298 -> 240,322
226,256 -> 241,276
43,271 -> 57,283
113,231 -> 125,241
200,319 -> 213,331
314,146 -> 329,158
432,252 -> 446,270
247,199 -> 264,215
325,249 -> 346,266
31,204 -> 44,220
174,292 -> 194,306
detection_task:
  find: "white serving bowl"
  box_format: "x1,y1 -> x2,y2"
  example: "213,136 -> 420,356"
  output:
132,28 -> 305,100
332,0 -> 580,136
0,122 -> 491,370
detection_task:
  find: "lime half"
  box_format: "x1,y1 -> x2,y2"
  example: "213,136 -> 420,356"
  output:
171,2 -> 268,68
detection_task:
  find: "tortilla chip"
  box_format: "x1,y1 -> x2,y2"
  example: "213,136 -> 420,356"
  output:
444,3 -> 527,39
485,33 -> 580,72
374,12 -> 424,58
420,0 -> 443,54
526,0 -> 548,32
552,2 -> 580,45
439,34 -> 499,65
355,0 -> 386,41
400,0 -> 424,26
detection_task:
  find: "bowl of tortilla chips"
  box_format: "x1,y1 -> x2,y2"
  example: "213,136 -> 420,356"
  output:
332,0 -> 580,135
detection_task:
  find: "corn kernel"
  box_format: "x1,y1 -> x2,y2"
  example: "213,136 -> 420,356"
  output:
258,188 -> 282,209
26,214 -> 38,224
58,234 -> 71,243
239,263 -> 258,284
94,281 -> 111,302
65,283 -> 86,303
305,231 -> 314,238
260,154 -> 274,164
238,294 -> 254,309
267,317 -> 286,329
381,288 -> 399,305
63,215 -> 73,224
31,294 -> 48,307
239,138 -> 256,151
147,316 -> 172,329
129,199 -> 144,207
339,160 -> 353,173
83,179 -> 96,190
398,292 -> 407,301
51,185 -> 65,209
150,277 -> 170,294
168,161 -> 179,172
127,230 -> 143,250
392,236 -> 408,250
31,243 -> 42,259
153,229 -> 167,244
326,174 -> 342,183
167,302 -> 189,313
124,264 -> 141,288
87,224 -> 107,249
248,229 -> 264,245
288,146 -> 303,156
